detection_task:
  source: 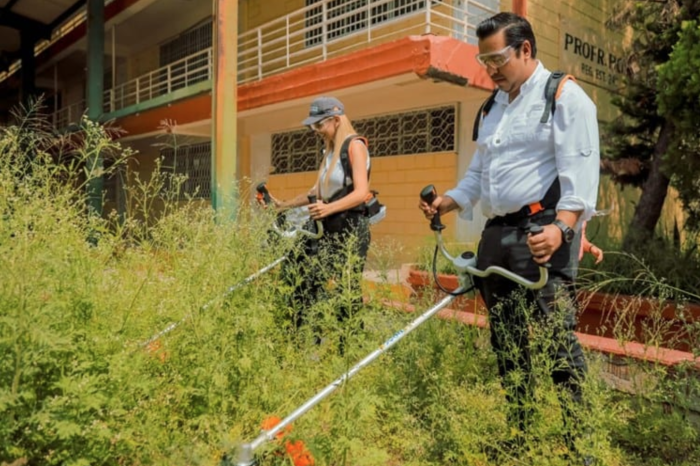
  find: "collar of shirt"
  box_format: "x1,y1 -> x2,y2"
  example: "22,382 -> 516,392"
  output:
493,61 -> 546,106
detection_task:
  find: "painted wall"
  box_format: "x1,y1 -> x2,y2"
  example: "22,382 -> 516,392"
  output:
527,0 -> 626,121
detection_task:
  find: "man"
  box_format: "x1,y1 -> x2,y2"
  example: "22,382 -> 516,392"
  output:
418,12 -> 599,463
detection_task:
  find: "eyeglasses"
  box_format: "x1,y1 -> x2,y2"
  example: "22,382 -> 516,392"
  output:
310,117 -> 332,131
475,45 -> 514,68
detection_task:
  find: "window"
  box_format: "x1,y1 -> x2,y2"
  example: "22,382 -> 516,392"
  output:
305,0 -> 429,47
158,19 -> 213,93
160,142 -> 211,200
270,105 -> 456,174
271,130 -> 324,175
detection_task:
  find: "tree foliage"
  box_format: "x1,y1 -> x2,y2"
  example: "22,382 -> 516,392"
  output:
657,19 -> 700,229
603,0 -> 700,240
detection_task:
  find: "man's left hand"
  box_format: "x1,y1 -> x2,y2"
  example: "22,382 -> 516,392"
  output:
527,224 -> 563,264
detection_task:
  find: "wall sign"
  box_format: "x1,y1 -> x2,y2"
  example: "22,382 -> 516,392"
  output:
559,18 -> 625,91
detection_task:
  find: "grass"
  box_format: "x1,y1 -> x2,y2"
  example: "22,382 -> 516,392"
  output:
1,103 -> 700,466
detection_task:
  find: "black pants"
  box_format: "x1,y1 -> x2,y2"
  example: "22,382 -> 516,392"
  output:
476,213 -> 586,433
280,211 -> 370,338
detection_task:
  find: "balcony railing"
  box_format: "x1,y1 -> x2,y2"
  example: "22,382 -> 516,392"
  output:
51,0 -> 497,125
237,0 -> 498,83
53,100 -> 86,128
104,47 -> 213,113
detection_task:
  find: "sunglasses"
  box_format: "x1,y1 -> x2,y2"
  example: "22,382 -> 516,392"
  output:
310,117 -> 333,131
475,45 -> 514,68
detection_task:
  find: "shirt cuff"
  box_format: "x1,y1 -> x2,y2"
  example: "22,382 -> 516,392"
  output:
444,189 -> 474,221
557,196 -> 596,225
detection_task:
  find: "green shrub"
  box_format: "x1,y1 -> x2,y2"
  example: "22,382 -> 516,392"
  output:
1,102 -> 700,466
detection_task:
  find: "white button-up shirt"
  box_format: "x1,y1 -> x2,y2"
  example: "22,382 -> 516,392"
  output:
445,62 -> 600,224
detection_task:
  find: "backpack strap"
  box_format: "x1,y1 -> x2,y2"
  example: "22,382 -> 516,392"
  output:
338,134 -> 369,189
327,135 -> 369,207
541,71 -> 576,123
471,89 -> 499,141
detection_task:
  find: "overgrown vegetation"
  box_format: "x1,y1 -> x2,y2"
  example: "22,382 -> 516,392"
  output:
2,105 -> 700,466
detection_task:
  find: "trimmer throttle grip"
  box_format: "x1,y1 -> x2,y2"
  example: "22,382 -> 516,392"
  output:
420,184 -> 445,232
256,182 -> 272,205
528,224 -> 551,269
307,195 -> 319,236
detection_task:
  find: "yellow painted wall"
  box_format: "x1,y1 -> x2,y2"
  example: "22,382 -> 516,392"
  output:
266,151 -> 459,264
593,176 -> 687,247
528,0 -> 626,122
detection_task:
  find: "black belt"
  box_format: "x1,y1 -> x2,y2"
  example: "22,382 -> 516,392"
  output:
486,208 -> 556,228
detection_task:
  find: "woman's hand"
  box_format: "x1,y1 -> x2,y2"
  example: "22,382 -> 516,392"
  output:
308,200 -> 334,220
589,244 -> 604,264
257,193 -> 283,209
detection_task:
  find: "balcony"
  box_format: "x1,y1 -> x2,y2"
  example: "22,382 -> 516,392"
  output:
52,0 -> 497,127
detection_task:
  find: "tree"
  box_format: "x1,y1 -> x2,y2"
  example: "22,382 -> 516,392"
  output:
603,0 -> 700,249
657,19 -> 700,230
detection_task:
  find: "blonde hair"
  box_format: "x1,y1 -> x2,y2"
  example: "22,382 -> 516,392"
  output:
317,114 -> 359,197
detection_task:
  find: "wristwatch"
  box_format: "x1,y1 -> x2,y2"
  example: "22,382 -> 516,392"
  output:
553,219 -> 576,243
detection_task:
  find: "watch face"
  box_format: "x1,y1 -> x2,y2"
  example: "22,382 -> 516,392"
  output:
554,220 -> 575,243
565,228 -> 575,243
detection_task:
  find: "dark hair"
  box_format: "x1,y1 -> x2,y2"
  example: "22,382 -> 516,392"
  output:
476,12 -> 537,59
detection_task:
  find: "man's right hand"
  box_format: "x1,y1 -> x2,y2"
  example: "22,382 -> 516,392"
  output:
418,195 -> 444,220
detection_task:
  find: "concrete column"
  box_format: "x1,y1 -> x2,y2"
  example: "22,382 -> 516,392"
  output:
86,0 -> 105,216
211,0 -> 238,216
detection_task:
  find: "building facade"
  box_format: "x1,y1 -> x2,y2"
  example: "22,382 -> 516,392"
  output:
3,0 -> 682,260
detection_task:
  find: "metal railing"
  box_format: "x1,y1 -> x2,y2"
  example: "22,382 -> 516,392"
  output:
237,0 -> 498,83
53,99 -> 86,128
50,0 -> 498,126
103,47 -> 213,113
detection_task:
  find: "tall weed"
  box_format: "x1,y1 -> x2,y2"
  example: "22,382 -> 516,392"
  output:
1,104 -> 699,466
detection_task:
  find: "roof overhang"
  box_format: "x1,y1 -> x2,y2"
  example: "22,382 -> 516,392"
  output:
239,35 -> 494,111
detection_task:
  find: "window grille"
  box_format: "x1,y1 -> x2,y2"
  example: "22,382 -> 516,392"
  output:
305,0 -> 431,47
160,142 -> 211,200
271,130 -> 324,175
158,18 -> 213,92
271,105 -> 456,174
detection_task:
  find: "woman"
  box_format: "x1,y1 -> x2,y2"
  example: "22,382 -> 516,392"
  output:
271,96 -> 371,351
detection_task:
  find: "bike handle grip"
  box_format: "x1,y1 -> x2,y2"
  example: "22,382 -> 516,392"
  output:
420,184 -> 445,232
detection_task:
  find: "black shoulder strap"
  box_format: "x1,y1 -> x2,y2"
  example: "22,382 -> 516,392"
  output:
471,72 -> 576,141
541,71 -> 576,123
338,134 -> 369,188
471,89 -> 499,141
